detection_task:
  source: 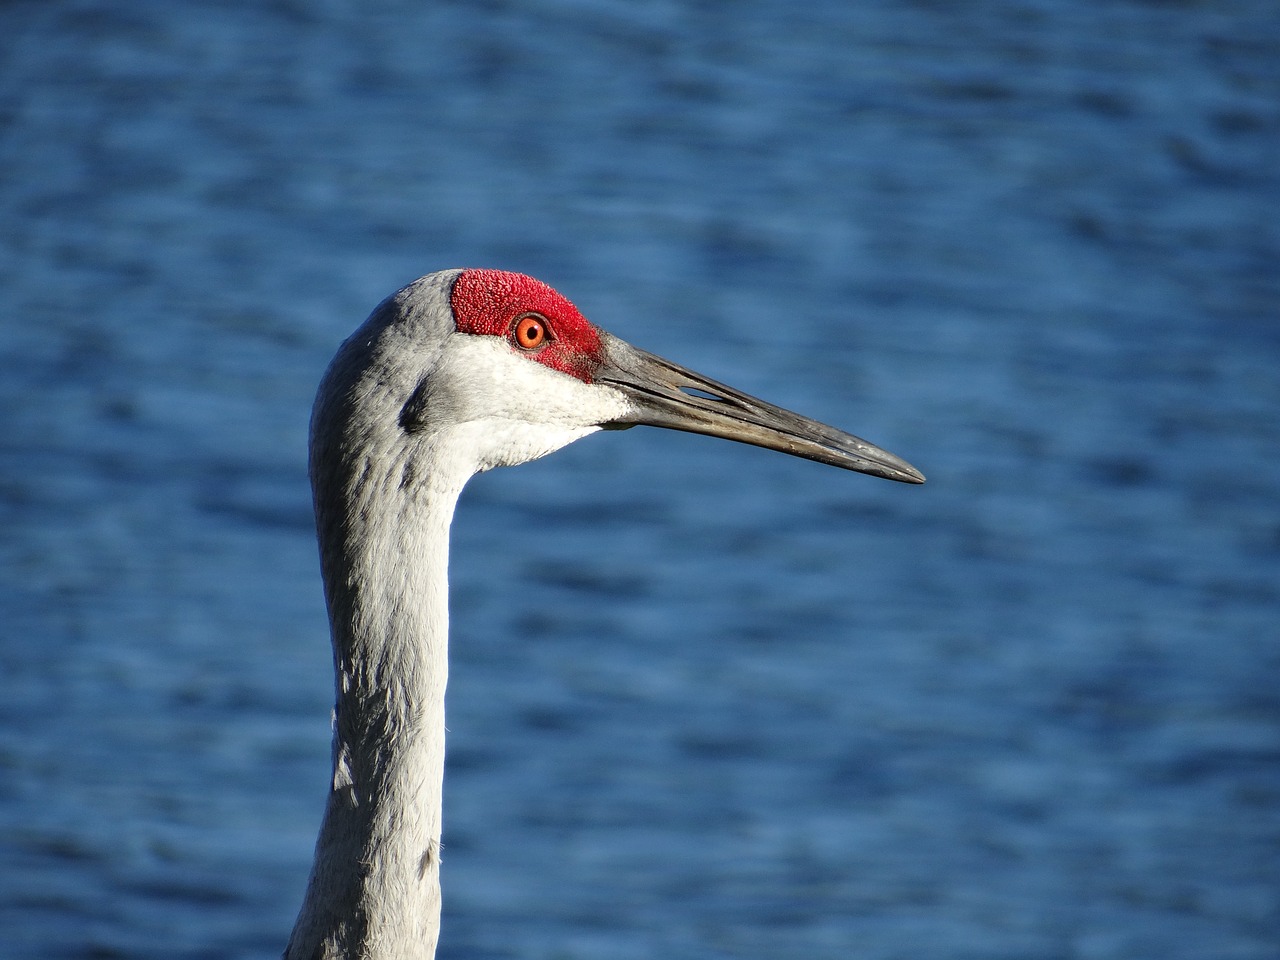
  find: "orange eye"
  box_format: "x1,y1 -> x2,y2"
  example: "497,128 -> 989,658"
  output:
513,314 -> 550,350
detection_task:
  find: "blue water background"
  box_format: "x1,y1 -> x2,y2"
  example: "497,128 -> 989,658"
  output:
1,2 -> 1277,957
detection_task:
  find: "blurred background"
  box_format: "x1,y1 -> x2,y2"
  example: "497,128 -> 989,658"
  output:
1,1 -> 1277,958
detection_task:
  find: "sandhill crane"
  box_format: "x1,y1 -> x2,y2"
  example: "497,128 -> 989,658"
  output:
284,269 -> 924,959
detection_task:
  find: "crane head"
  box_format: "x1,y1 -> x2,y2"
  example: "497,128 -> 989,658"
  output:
311,269 -> 923,494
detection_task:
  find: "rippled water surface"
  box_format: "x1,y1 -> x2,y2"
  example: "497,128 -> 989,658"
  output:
2,2 -> 1277,958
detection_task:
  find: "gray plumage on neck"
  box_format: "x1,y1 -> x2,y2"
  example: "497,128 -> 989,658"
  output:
287,272 -> 465,960
288,269 -> 624,959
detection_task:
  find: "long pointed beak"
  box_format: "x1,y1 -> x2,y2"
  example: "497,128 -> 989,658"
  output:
595,334 -> 925,484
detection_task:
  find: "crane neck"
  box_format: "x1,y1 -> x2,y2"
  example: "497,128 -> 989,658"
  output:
286,432 -> 470,960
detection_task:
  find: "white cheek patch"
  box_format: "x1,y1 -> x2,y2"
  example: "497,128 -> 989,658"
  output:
437,336 -> 629,427
419,336 -> 629,471
455,421 -> 604,472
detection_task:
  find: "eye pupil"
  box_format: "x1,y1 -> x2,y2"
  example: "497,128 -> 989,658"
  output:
514,315 -> 548,349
